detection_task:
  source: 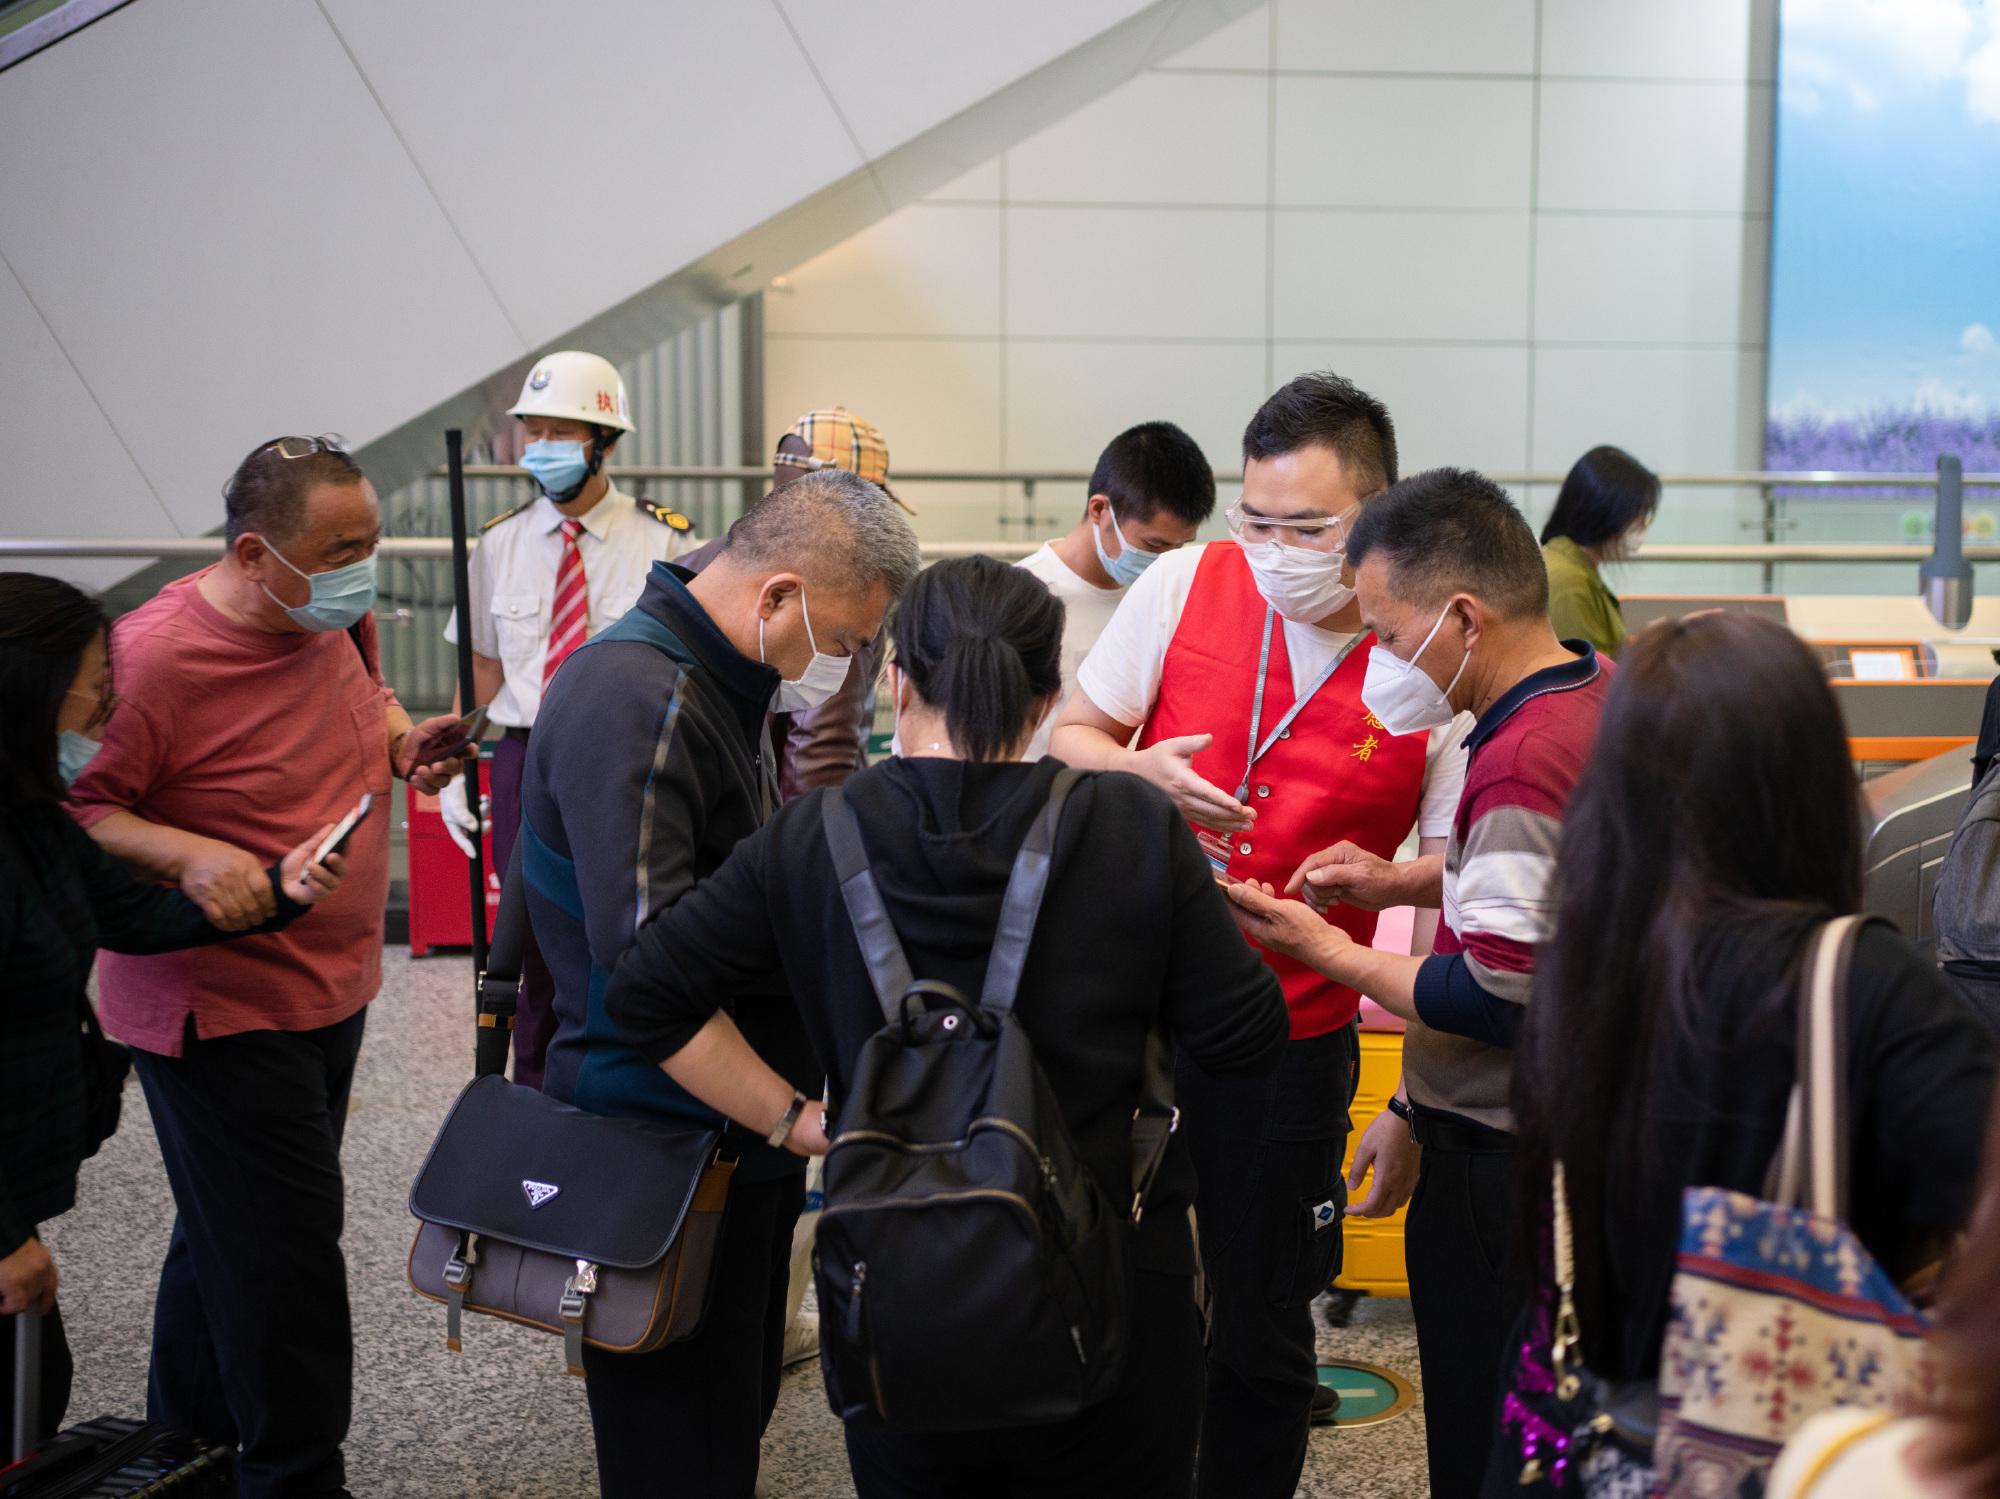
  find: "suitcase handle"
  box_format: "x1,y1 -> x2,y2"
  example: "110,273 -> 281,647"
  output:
12,1307 -> 39,1465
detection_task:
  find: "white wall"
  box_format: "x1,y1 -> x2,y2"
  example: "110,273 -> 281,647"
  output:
765,0 -> 1777,593
0,0 -> 1251,585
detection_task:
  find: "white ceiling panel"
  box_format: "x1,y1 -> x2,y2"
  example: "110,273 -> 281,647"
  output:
0,0 -> 523,534
776,0 -> 1158,159
320,0 -> 869,345
0,254 -> 173,559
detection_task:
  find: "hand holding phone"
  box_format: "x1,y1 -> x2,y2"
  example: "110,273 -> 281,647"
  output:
410,705 -> 490,768
313,793 -> 374,867
278,809 -> 361,907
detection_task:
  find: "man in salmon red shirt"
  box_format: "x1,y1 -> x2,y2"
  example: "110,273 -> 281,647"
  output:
1051,373 -> 1468,1499
1227,468 -> 1613,1499
68,437 -> 466,1499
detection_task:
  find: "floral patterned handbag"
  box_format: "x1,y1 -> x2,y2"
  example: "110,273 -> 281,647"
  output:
1653,915 -> 1937,1498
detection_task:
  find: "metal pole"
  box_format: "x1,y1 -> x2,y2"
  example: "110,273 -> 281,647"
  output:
738,292 -> 766,530
444,430 -> 489,973
1760,481 -> 1776,595
1921,454 -> 1973,628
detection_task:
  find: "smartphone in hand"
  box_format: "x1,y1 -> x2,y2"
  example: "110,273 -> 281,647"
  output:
410,705 -> 490,768
313,793 -> 375,866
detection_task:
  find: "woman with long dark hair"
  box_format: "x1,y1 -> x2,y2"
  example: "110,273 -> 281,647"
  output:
599,555 -> 1289,1498
1509,611 -> 1994,1490
0,573 -> 346,1441
1539,446 -> 1659,658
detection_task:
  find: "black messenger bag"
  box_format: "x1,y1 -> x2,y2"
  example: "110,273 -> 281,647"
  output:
814,768 -> 1177,1432
407,849 -> 735,1376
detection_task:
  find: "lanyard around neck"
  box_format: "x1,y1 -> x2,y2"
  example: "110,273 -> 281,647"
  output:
1237,606 -> 1364,800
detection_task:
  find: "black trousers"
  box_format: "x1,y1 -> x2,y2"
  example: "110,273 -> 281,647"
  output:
1,1298 -> 73,1446
843,1270 -> 1204,1499
131,1009 -> 365,1499
1179,1025 -> 1356,1499
488,731 -> 557,1090
1405,1134 -> 1518,1499
582,1171 -> 806,1499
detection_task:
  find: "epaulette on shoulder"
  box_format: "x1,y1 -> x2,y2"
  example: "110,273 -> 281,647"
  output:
480,500 -> 533,533
639,499 -> 693,532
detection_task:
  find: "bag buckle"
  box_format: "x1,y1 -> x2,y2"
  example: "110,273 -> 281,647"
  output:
560,1260 -> 599,1378
442,1232 -> 479,1353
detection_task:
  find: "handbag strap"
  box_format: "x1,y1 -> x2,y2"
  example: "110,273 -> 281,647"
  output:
1768,915 -> 1866,1219
473,840 -> 529,1079
1549,1159 -> 1585,1398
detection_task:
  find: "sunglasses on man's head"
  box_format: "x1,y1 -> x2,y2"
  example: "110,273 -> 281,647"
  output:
264,433 -> 348,461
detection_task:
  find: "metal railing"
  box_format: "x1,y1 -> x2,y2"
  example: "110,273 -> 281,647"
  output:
9,466 -> 2000,710
9,537 -> 2000,564
431,465 -> 2000,487
10,463 -> 1999,568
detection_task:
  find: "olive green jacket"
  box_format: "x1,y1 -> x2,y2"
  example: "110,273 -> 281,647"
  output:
1542,535 -> 1626,659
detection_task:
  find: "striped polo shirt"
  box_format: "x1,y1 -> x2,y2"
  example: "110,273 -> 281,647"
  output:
1406,643 -> 1612,1134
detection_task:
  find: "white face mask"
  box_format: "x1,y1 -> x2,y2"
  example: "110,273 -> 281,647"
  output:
761,586 -> 849,713
1239,539 -> 1355,624
1361,601 -> 1470,736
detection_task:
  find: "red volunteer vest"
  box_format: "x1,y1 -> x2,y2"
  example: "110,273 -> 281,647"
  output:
1138,544 -> 1428,1038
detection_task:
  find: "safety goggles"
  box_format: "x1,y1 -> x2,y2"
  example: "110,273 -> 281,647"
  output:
1225,500 -> 1358,553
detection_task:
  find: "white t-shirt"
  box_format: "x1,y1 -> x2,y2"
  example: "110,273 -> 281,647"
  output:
1073,542 -> 1470,838
1017,541 -> 1128,761
443,486 -> 700,728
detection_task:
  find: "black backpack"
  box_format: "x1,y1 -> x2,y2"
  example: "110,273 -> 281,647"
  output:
813,768 -> 1176,1432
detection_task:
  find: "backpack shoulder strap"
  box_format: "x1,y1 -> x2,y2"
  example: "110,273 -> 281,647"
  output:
822,786 -> 916,1021
979,768 -> 1084,1014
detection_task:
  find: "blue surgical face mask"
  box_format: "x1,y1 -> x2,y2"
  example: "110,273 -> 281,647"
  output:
1093,509 -> 1160,588
520,440 -> 590,499
258,538 -> 377,633
57,730 -> 101,787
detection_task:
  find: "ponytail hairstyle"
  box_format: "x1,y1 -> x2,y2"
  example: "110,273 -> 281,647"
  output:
889,555 -> 1064,762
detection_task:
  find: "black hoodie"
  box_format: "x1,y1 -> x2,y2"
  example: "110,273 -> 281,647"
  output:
605,755 -> 1289,1272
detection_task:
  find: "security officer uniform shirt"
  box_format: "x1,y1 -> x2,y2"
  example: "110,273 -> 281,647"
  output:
443,485 -> 697,729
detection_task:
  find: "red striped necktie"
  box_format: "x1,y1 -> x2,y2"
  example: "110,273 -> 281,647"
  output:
543,517 -> 588,685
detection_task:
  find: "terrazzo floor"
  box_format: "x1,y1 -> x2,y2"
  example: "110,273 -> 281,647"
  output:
44,949 -> 1433,1497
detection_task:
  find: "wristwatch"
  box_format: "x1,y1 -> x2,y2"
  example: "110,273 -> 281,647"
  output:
767,1090 -> 809,1148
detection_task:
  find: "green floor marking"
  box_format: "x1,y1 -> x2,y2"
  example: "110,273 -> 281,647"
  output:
1315,1359 -> 1416,1428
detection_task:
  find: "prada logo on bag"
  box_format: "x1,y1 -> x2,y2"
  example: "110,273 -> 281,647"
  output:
523,1180 -> 560,1209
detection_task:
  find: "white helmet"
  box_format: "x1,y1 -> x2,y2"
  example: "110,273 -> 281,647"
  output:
508,350 -> 634,433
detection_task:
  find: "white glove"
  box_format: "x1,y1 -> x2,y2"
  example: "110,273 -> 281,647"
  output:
438,774 -> 487,860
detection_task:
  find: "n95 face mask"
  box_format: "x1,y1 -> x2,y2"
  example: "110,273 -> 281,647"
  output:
1240,539 -> 1355,624
1360,602 -> 1468,736
763,587 -> 849,714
